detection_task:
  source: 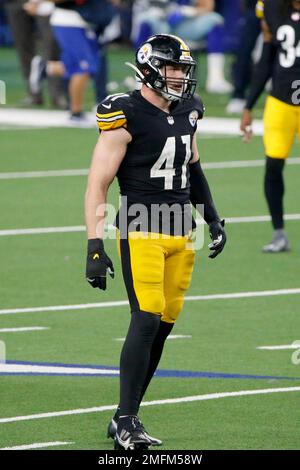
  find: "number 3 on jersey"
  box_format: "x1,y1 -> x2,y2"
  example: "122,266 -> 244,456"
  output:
150,135 -> 191,190
277,25 -> 300,68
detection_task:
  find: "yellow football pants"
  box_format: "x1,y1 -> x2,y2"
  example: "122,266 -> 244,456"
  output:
263,96 -> 300,159
117,232 -> 196,324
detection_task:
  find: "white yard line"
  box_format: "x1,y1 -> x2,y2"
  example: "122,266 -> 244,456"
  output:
1,158 -> 300,180
203,158 -> 300,169
115,334 -> 192,341
0,300 -> 128,316
1,213 -> 299,237
224,214 -> 300,224
0,169 -> 88,180
0,386 -> 300,424
257,344 -> 300,350
0,327 -> 49,333
0,226 -> 85,236
186,288 -> 300,301
0,213 -> 298,238
0,363 -> 119,375
0,441 -> 74,450
0,288 -> 299,316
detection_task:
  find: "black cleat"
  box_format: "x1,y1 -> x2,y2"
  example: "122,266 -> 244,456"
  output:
107,411 -> 162,446
114,416 -> 151,451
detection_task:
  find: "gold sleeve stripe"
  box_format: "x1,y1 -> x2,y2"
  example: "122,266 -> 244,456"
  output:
96,110 -> 124,118
97,118 -> 127,131
256,0 -> 264,19
97,114 -> 126,123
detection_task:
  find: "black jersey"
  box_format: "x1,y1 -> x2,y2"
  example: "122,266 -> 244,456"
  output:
260,0 -> 300,105
97,91 -> 204,205
97,91 -> 204,235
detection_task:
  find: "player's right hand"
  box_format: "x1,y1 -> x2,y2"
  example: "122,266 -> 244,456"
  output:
86,239 -> 114,291
240,109 -> 253,143
208,219 -> 226,259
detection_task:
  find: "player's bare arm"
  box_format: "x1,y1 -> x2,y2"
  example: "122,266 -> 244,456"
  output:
85,128 -> 131,239
85,127 -> 131,290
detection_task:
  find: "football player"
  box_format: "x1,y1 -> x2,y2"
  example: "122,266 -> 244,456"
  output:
85,34 -> 226,450
241,0 -> 300,252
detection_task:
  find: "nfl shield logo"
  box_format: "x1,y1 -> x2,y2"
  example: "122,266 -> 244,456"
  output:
291,12 -> 300,21
189,110 -> 199,127
167,116 -> 174,125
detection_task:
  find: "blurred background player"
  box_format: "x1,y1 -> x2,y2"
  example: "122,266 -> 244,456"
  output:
3,0 -> 66,106
226,0 -> 261,114
131,0 -> 228,91
49,0 -> 101,122
205,0 -> 242,93
131,0 -> 224,49
240,0 -> 300,252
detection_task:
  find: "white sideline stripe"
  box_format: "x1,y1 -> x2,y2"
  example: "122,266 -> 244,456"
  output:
0,126 -> 52,131
0,441 -> 74,450
0,109 -> 263,134
0,288 -> 299,316
1,213 -> 300,237
115,334 -> 192,341
0,364 -> 119,375
1,158 -> 300,180
0,327 -> 49,333
257,345 -> 300,350
1,386 -> 300,424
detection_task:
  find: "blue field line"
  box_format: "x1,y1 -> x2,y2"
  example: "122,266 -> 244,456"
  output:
1,360 -> 300,381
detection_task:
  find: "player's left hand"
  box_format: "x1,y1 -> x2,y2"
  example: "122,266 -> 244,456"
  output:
86,239 -> 114,290
208,220 -> 226,259
240,109 -> 253,143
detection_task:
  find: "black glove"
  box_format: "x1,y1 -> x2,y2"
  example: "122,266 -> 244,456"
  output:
86,239 -> 114,290
208,219 -> 226,259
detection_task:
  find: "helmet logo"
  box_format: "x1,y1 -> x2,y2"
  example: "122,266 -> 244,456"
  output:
189,110 -> 198,127
137,43 -> 152,64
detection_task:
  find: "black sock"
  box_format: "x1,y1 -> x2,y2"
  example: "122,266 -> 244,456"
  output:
264,156 -> 285,230
139,320 -> 174,404
119,310 -> 161,416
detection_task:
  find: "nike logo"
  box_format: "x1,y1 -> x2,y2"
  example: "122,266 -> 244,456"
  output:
102,103 -> 112,109
117,433 -> 132,450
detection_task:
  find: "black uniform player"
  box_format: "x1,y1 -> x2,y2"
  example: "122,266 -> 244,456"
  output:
85,34 -> 226,450
241,0 -> 300,252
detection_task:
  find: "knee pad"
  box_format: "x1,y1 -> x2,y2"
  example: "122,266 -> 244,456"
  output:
162,296 -> 185,324
138,289 -> 165,315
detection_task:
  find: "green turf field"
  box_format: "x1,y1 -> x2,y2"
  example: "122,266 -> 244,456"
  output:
0,47 -> 300,451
